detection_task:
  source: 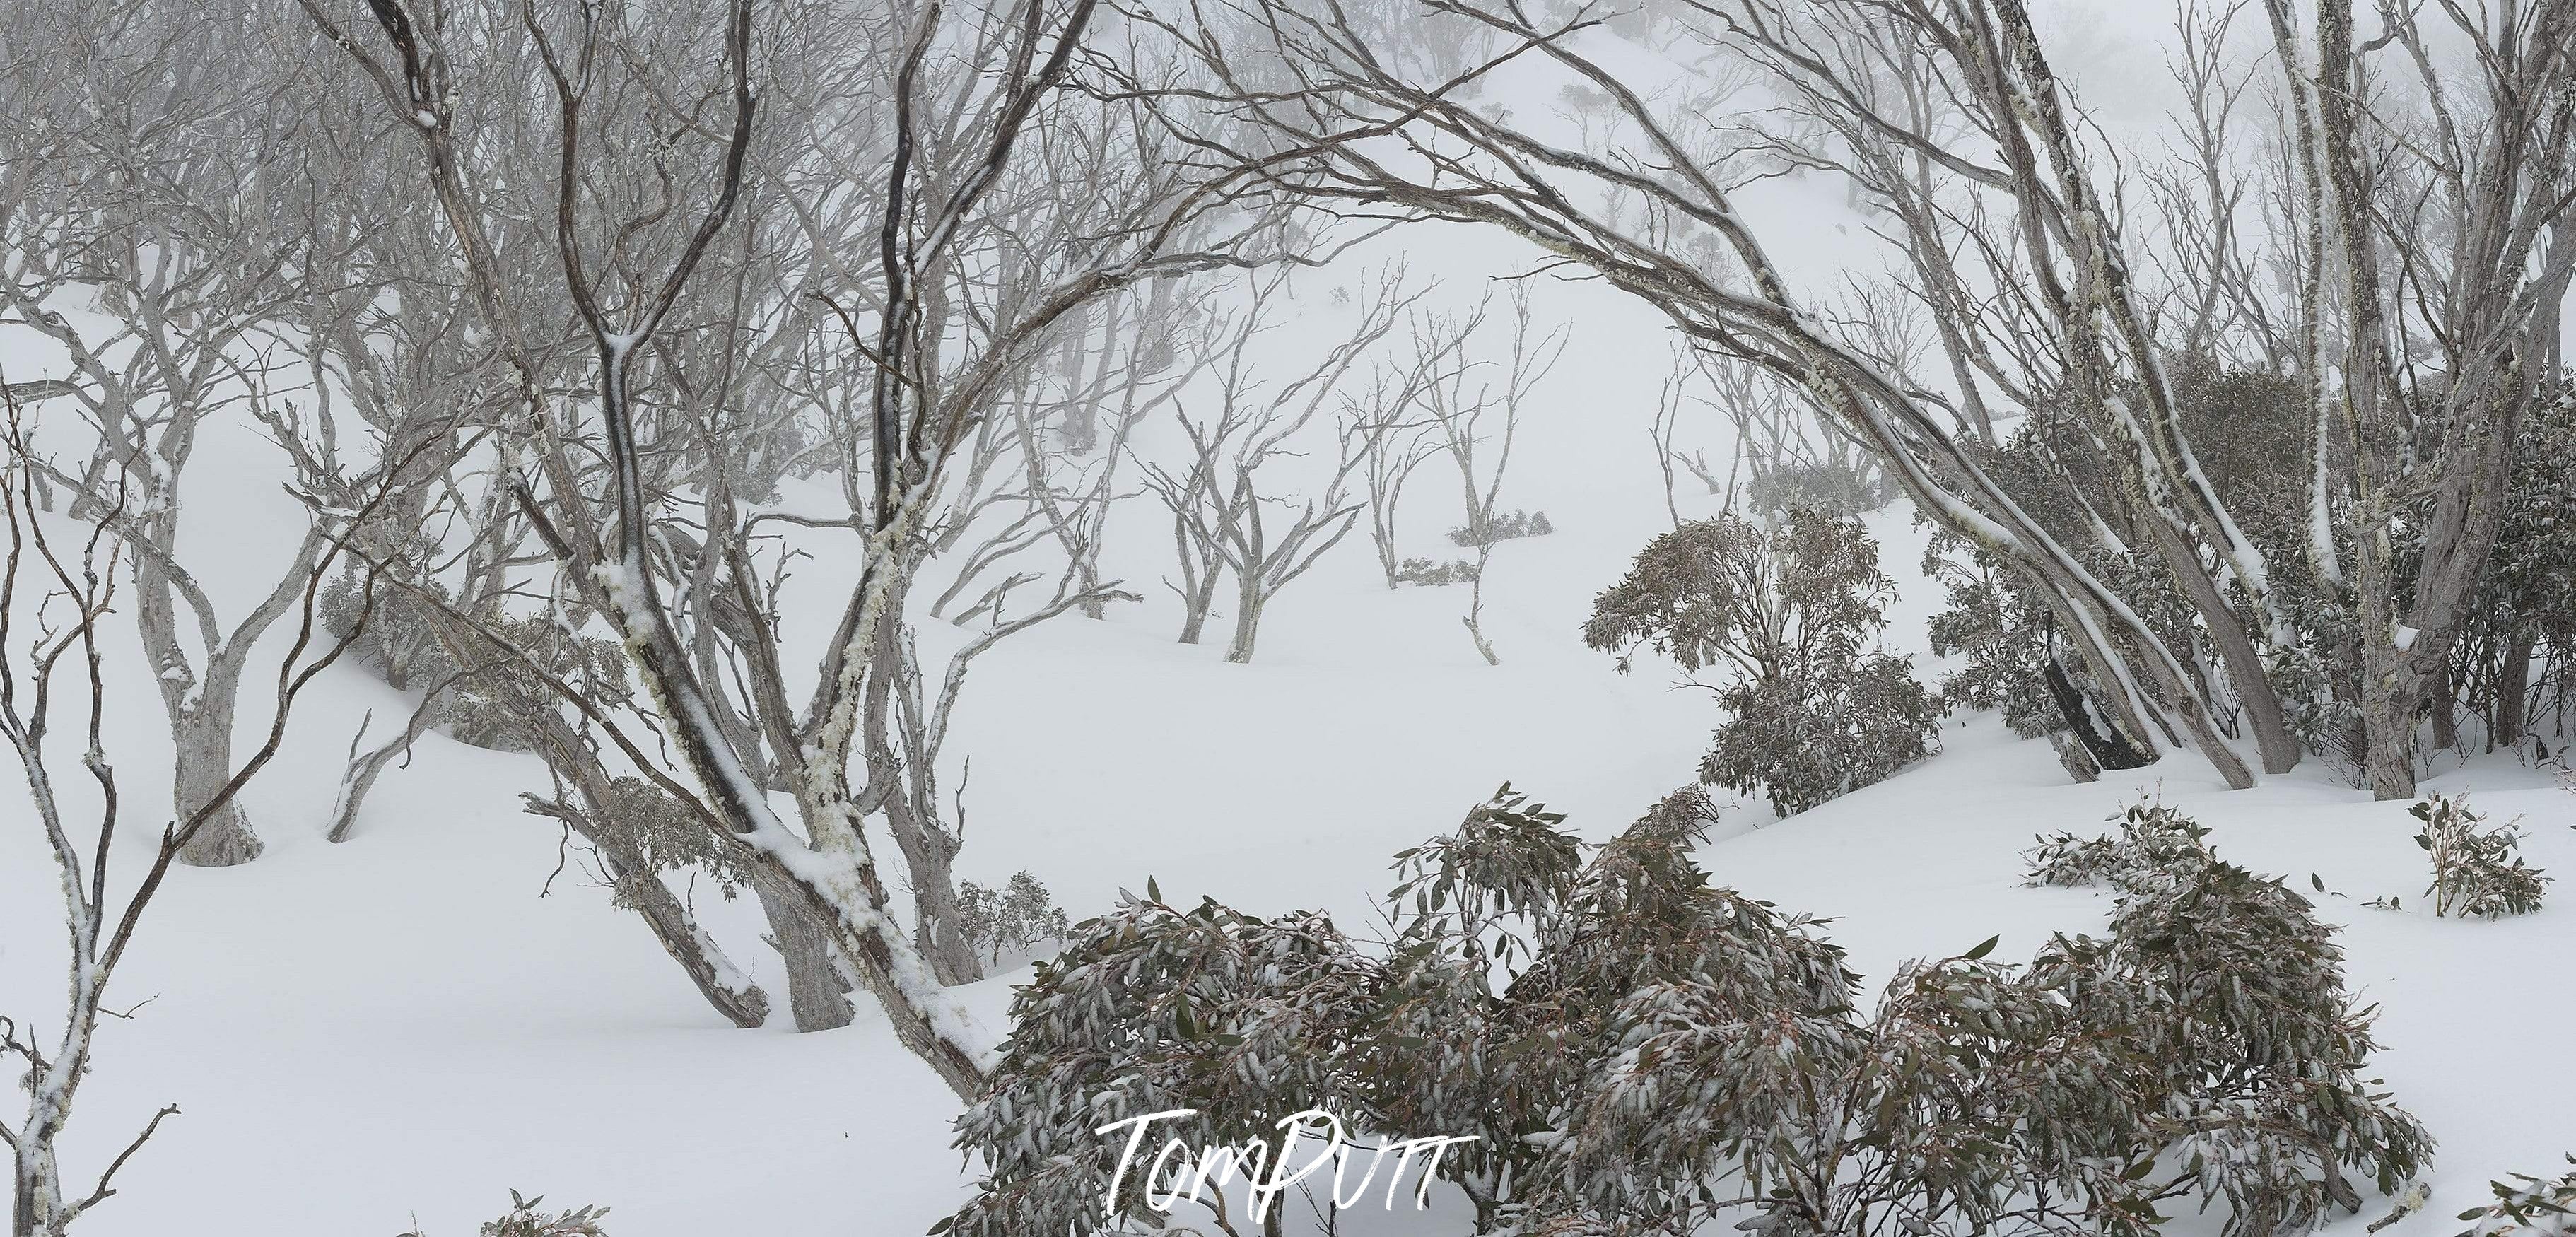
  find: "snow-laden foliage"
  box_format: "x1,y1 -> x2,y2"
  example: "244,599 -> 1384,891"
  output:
2412,795 -> 2551,920
955,872 -> 1075,966
2022,801 -> 2435,1235
432,614 -> 632,752
1446,508 -> 1552,548
2481,393 -> 2576,672
1921,522 -> 2061,740
1585,510 -> 1936,816
1697,650 -> 1938,816
2022,801 -> 2213,891
949,790 -> 2430,1237
1744,455 -> 1892,518
398,1191 -> 609,1237
320,570 -> 632,754
1550,950 -> 2163,1237
2442,387 -> 2576,761
2456,1158 -> 2576,1237
1922,357 -> 2573,787
591,774 -> 749,896
318,547 -> 455,693
1396,556 -> 1482,587
944,886 -> 1379,1236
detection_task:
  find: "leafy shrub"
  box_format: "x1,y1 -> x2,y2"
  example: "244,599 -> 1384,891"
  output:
480,1196 -> 609,1237
2457,1157 -> 2576,1236
2022,800 -> 2212,890
947,787 -> 2429,1237
2022,800 -> 2435,1236
1555,942 -> 2163,1237
944,893 -> 1376,1236
1745,455 -> 1892,517
1447,508 -> 1553,547
318,551 -> 454,692
321,563 -> 631,754
1395,556 -> 1481,586
2413,794 -> 2550,919
955,871 -> 1073,966
435,612 -> 631,752
1586,510 -> 1937,816
1920,523 -> 2060,739
1697,649 -> 1938,815
399,1191 -> 609,1237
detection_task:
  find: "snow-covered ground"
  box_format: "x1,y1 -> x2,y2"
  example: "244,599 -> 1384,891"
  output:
4,418 -> 2571,1234
4,59 -> 2572,1229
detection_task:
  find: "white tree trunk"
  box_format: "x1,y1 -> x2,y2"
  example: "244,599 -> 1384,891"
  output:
172,703 -> 259,867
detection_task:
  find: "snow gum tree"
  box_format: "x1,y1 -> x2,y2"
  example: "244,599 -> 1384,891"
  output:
1585,510 -> 1937,816
0,0 -> 371,865
301,0 -> 1317,1094
1142,0 -> 2576,797
1,383 -> 401,1234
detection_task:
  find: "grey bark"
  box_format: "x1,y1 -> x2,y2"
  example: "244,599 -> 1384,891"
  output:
522,790 -> 771,1030
324,676 -> 458,845
754,871 -> 855,1031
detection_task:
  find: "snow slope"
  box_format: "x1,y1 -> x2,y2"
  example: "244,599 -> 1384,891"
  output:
5,449 -> 2572,1236
4,51 -> 2573,1235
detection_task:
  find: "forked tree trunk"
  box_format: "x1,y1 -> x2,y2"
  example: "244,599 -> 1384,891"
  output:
862,626 -> 983,987
906,834 -> 981,986
326,678 -> 457,844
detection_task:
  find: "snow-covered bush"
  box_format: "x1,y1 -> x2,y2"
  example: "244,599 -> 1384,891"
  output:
1555,948 -> 2165,1237
944,888 -> 1377,1236
954,871 -> 1073,965
1921,522 -> 2061,739
1697,649 -> 1938,815
1446,507 -> 1552,547
2463,390 -> 2576,753
318,553 -> 453,692
435,613 -> 631,752
2083,867 -> 2428,1233
320,570 -> 633,755
1586,509 -> 1937,815
2412,795 -> 2551,919
2022,800 -> 2212,891
589,774 -> 749,896
399,1192 -> 609,1237
2021,800 -> 2434,1236
945,786 -> 1851,1236
949,788 -> 2430,1237
1395,556 -> 1480,586
1745,455 -> 1892,517
2456,1158 -> 2576,1237
1469,788 -> 1856,1226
